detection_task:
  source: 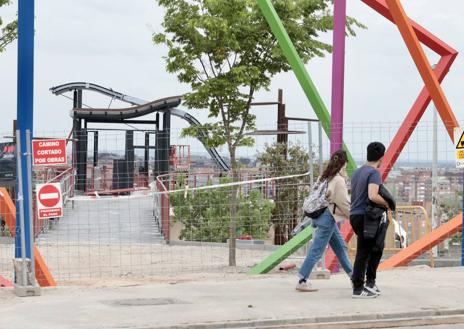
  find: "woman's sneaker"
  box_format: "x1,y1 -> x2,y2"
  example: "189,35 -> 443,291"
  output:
295,281 -> 318,292
352,287 -> 378,299
365,283 -> 381,295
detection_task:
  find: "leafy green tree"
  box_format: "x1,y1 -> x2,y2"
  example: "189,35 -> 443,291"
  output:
154,0 -> 362,265
170,177 -> 274,242
0,0 -> 17,52
257,142 -> 310,244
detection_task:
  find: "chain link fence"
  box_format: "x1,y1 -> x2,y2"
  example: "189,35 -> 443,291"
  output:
0,118 -> 462,284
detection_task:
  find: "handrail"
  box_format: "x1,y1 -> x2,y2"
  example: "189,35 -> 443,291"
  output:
154,175 -> 170,242
46,167 -> 74,184
42,167 -> 75,205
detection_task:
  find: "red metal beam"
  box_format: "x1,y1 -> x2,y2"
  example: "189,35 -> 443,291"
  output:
360,0 -> 458,181
379,54 -> 456,180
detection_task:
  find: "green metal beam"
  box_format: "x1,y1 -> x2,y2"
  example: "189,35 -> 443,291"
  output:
256,0 -> 356,176
248,226 -> 314,275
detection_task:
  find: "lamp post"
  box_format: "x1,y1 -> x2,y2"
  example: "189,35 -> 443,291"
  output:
431,65 -> 438,257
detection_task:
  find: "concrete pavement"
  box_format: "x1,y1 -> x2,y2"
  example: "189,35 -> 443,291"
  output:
0,266 -> 463,329
390,324 -> 463,329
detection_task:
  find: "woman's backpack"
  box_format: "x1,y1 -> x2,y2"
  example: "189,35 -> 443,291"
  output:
302,179 -> 329,219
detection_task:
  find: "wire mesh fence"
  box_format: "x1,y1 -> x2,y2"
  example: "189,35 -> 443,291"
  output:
0,118 -> 462,285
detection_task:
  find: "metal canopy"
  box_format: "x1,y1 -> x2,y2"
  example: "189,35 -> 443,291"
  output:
50,82 -> 230,171
72,96 -> 182,120
245,129 -> 305,136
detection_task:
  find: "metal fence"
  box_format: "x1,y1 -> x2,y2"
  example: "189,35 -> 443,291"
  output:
0,118 -> 462,285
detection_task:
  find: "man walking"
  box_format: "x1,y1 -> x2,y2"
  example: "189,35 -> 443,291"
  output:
350,142 -> 389,298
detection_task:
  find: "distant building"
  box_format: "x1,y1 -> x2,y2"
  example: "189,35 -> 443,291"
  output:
390,167 -> 460,204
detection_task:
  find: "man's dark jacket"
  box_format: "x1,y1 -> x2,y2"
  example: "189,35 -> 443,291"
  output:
363,185 -> 396,249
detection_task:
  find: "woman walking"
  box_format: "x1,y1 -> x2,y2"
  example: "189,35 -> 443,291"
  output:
296,150 -> 353,292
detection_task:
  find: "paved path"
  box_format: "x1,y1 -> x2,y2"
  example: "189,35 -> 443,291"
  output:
37,195 -> 163,244
0,267 -> 463,329
390,323 -> 464,329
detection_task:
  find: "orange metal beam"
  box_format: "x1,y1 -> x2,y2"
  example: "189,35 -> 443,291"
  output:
385,0 -> 459,138
379,214 -> 462,270
378,54 -> 456,181
0,188 -> 56,287
0,188 -> 16,232
363,0 -> 457,56
34,247 -> 56,287
0,188 -> 15,287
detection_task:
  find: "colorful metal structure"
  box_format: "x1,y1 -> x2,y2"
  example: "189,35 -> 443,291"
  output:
328,0 -> 461,271
251,0 -> 461,274
364,0 -> 459,180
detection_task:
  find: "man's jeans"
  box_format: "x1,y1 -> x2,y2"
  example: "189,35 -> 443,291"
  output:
350,214 -> 383,291
299,210 -> 353,280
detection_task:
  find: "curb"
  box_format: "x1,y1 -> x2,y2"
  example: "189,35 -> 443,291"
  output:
149,308 -> 464,329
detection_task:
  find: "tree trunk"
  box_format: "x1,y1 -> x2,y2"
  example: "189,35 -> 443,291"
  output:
229,150 -> 239,266
274,224 -> 286,245
289,180 -> 299,239
273,185 -> 288,246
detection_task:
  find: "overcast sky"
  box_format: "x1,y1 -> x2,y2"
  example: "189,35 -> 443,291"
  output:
0,0 -> 462,161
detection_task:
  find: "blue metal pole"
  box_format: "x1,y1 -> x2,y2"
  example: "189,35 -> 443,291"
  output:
15,0 -> 35,261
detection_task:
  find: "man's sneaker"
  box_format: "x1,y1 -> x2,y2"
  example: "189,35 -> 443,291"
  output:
365,283 -> 381,295
352,288 -> 378,299
295,281 -> 318,292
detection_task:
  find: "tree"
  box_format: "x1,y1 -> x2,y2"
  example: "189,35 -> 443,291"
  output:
257,142 -> 310,244
0,0 -> 17,53
170,177 -> 274,243
154,0 -> 363,265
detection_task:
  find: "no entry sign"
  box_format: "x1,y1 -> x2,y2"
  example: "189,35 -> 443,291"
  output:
36,183 -> 63,219
32,139 -> 67,166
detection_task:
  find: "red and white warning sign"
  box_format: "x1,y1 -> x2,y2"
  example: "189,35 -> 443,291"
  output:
36,183 -> 63,219
32,139 -> 67,166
